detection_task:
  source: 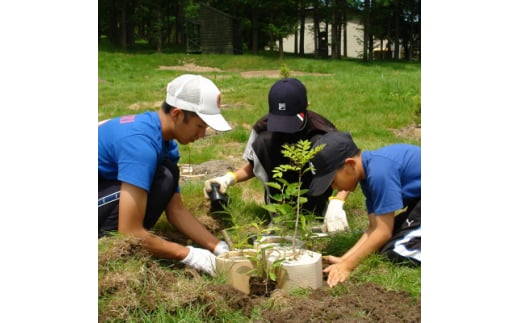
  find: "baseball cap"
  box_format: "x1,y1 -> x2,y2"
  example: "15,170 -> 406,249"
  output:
166,74 -> 232,132
308,132 -> 359,196
267,78 -> 308,133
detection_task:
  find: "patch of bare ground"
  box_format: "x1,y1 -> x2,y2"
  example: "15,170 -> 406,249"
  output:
157,63 -> 330,78
391,124 -> 421,141
159,63 -> 223,72
257,282 -> 420,323
240,70 -> 331,78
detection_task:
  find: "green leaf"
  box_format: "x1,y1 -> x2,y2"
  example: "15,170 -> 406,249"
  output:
281,177 -> 292,186
266,182 -> 281,190
262,204 -> 281,213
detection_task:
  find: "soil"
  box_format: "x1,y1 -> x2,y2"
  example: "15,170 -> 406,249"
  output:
157,63 -> 331,78
248,276 -> 277,297
211,280 -> 420,322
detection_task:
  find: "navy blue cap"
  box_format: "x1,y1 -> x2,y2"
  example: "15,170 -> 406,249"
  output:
309,132 -> 359,196
267,78 -> 308,133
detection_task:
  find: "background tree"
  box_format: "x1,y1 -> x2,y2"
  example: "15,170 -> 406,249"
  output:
99,0 -> 137,49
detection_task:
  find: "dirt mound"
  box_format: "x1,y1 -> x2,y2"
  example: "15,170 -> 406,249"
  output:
206,278 -> 420,322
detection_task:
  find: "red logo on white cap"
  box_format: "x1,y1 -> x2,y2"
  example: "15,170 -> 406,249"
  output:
217,93 -> 221,109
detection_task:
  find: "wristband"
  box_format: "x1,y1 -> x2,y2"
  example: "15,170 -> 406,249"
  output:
226,171 -> 238,183
329,196 -> 345,202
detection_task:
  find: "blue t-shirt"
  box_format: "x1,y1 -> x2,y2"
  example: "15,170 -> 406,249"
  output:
360,144 -> 420,215
98,111 -> 180,193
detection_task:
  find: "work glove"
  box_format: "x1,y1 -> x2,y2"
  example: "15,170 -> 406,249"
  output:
203,172 -> 236,199
322,198 -> 350,233
213,240 -> 230,256
180,246 -> 217,276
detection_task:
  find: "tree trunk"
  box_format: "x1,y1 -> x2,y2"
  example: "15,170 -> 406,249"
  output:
299,1 -> 305,56
343,15 -> 347,58
363,0 -> 370,61
394,0 -> 400,60
369,34 -> 373,60
331,0 -> 338,59
176,0 -> 185,45
252,12 -> 259,54
313,4 -> 319,57
120,3 -> 127,50
278,36 -> 284,59
294,27 -> 298,54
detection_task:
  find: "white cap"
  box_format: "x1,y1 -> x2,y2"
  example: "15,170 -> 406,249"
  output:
166,74 -> 232,131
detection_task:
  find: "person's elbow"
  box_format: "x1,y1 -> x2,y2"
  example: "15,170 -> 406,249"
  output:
118,218 -> 148,238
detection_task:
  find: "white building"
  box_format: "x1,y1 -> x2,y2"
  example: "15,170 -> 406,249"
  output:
282,17 -> 395,59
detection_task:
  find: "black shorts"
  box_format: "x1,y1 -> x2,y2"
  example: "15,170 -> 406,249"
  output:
98,160 -> 179,238
379,199 -> 421,266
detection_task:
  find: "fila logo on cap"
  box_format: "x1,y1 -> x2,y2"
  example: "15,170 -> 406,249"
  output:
278,103 -> 286,111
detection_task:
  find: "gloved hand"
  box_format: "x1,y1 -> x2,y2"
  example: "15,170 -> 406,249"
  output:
203,172 -> 236,199
323,198 -> 350,233
213,240 -> 230,256
180,246 -> 217,276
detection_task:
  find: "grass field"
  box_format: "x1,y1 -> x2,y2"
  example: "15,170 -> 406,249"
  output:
98,46 -> 421,322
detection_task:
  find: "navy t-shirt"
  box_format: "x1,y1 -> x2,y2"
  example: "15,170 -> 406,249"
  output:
360,144 -> 420,215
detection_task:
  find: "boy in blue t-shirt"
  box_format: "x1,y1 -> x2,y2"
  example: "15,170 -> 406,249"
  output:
309,131 -> 421,288
98,74 -> 232,276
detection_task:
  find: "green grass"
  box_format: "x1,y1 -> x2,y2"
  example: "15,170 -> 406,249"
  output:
98,47 -> 420,322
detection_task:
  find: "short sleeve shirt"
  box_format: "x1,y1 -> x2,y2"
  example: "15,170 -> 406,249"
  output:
98,111 -> 180,193
360,144 -> 420,215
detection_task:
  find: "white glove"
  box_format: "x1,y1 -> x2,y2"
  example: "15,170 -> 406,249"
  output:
203,172 -> 236,199
213,240 -> 230,256
323,198 -> 350,233
180,246 -> 217,276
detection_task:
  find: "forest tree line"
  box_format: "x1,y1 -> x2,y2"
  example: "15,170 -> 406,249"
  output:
98,0 -> 420,61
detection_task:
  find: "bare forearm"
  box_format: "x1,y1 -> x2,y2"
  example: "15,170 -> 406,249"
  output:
166,194 -> 219,251
340,231 -> 369,261
233,162 -> 254,183
120,227 -> 189,260
340,232 -> 387,270
142,232 -> 189,259
340,213 -> 394,269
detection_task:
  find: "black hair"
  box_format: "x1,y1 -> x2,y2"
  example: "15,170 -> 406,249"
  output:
161,101 -> 174,113
161,101 -> 198,124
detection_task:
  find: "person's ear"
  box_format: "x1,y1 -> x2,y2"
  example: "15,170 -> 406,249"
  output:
345,158 -> 356,171
171,108 -> 183,122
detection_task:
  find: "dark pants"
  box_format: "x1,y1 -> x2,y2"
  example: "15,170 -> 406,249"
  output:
98,160 -> 179,238
379,199 -> 421,266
